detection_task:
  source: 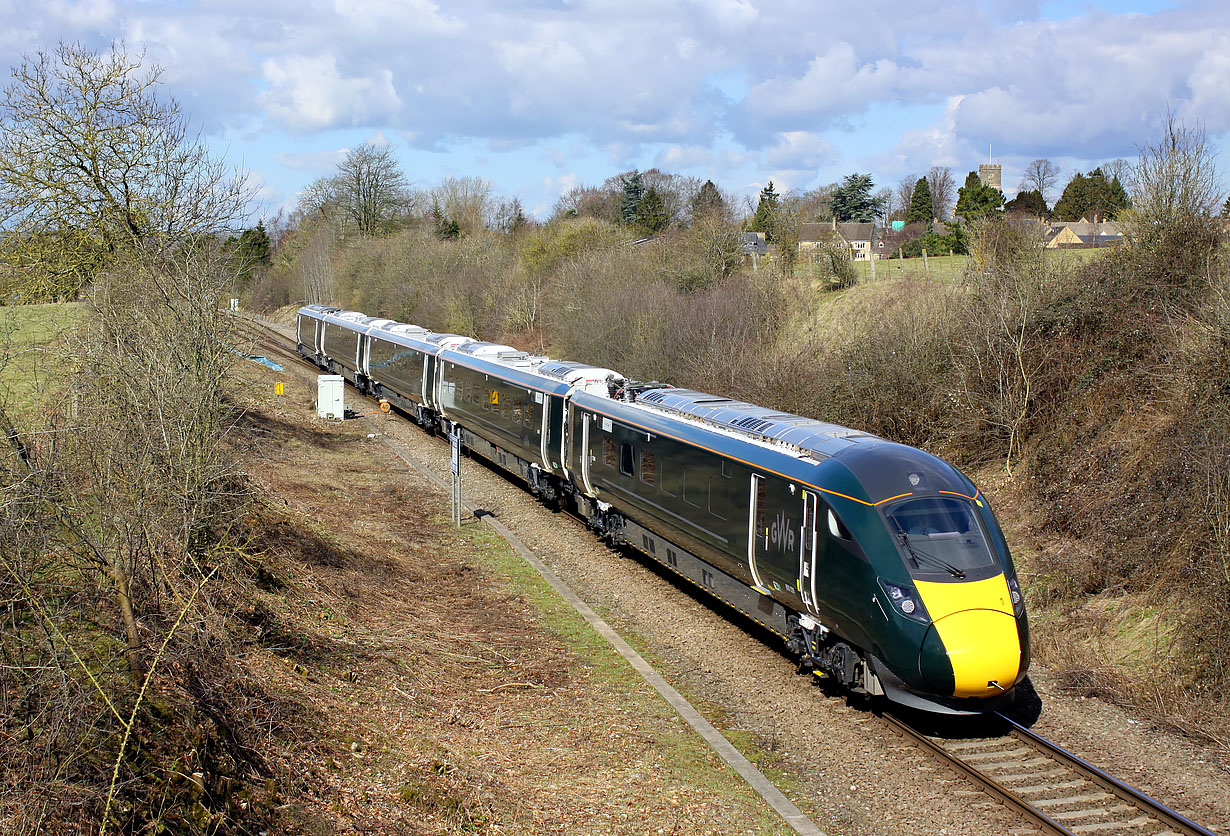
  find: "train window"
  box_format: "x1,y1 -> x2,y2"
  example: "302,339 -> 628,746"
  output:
604,437 -> 617,469
708,477 -> 728,520
827,507 -> 851,541
619,443 -> 635,477
755,477 -> 767,542
640,450 -> 656,486
886,496 -> 995,574
512,403 -> 522,424
525,402 -> 535,428
502,397 -> 511,420
658,460 -> 677,495
683,466 -> 704,508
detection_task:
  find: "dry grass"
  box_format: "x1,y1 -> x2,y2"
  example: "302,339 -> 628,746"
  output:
231,360 -> 796,834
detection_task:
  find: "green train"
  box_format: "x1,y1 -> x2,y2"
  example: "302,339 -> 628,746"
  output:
298,305 -> 1030,714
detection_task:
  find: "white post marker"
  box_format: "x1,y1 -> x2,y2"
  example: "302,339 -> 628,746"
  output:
450,429 -> 461,527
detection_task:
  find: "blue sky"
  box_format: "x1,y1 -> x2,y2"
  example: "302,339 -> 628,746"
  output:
2,0 -> 1227,221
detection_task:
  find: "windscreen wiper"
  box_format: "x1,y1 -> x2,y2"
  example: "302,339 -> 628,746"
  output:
892,522 -> 966,579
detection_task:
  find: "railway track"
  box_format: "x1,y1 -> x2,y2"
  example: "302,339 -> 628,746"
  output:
233,315 -> 304,369
883,711 -> 1218,836
235,313 -> 1222,836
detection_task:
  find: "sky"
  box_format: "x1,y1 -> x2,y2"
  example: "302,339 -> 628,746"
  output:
2,0 -> 1228,221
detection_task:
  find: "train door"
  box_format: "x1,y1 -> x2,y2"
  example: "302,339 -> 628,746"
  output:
539,394 -> 551,470
799,491 -> 819,613
746,475 -> 770,593
749,475 -> 803,596
313,320 -> 324,357
579,413 -> 595,496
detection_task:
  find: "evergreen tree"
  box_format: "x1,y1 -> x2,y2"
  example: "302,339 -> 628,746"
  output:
431,202 -> 460,239
1108,175 -> 1130,216
1052,168 -> 1130,221
690,179 -> 726,220
228,222 -> 272,287
1004,189 -> 1048,217
635,187 -> 670,234
831,173 -> 879,222
750,181 -> 780,241
1222,194 -> 1230,217
905,177 -> 934,226
954,171 -> 1004,221
620,171 -> 645,225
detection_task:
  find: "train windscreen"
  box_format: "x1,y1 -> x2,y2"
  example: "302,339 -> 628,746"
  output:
885,496 -> 997,579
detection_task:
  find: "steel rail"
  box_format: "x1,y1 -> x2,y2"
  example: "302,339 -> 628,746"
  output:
884,709 -> 1218,836
996,712 -> 1218,836
880,712 -> 1071,836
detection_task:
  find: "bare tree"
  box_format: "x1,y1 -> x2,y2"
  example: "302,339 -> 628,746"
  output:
895,174 -> 919,221
333,143 -> 412,236
1119,115 -> 1223,283
0,42 -> 249,301
1101,157 -> 1134,193
926,166 -> 956,221
493,196 -> 531,234
298,220 -> 338,303
551,184 -> 621,224
1019,159 -> 1060,205
429,175 -> 494,236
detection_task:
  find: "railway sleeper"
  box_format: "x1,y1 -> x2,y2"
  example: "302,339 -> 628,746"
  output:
1013,778 -> 1090,794
1067,817 -> 1155,833
1031,793 -> 1115,809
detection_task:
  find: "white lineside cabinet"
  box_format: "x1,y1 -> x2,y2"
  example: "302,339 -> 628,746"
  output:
317,375 -> 345,420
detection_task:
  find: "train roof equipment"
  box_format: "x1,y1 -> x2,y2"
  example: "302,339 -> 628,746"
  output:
422,332 -> 475,351
537,360 -> 625,395
378,322 -> 430,338
634,388 -> 878,461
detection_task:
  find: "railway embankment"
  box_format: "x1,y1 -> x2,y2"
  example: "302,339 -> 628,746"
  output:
252,202 -> 1230,754
248,318 -> 1230,836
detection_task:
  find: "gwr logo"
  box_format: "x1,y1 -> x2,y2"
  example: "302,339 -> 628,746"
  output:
769,510 -> 796,553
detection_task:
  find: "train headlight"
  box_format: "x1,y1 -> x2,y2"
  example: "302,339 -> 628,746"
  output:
1006,576 -> 1025,617
879,579 -> 929,624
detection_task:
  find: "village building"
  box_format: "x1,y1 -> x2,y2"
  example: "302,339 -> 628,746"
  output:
1045,217 -> 1124,249
798,219 -> 875,260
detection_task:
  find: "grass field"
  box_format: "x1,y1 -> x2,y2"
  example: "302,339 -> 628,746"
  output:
0,302 -> 81,418
863,245 -> 1106,281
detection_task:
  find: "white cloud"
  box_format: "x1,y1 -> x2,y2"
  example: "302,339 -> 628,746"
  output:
890,96 -> 969,171
764,131 -> 835,170
275,148 -> 349,171
742,43 -> 904,126
5,0 -> 1230,213
260,52 -> 402,131
43,0 -> 115,27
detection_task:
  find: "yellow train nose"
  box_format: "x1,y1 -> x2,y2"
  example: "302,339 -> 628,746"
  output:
915,574 -> 1023,698
932,609 -> 1022,698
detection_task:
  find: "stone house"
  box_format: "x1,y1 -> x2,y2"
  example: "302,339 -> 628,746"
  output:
798,219 -> 875,261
